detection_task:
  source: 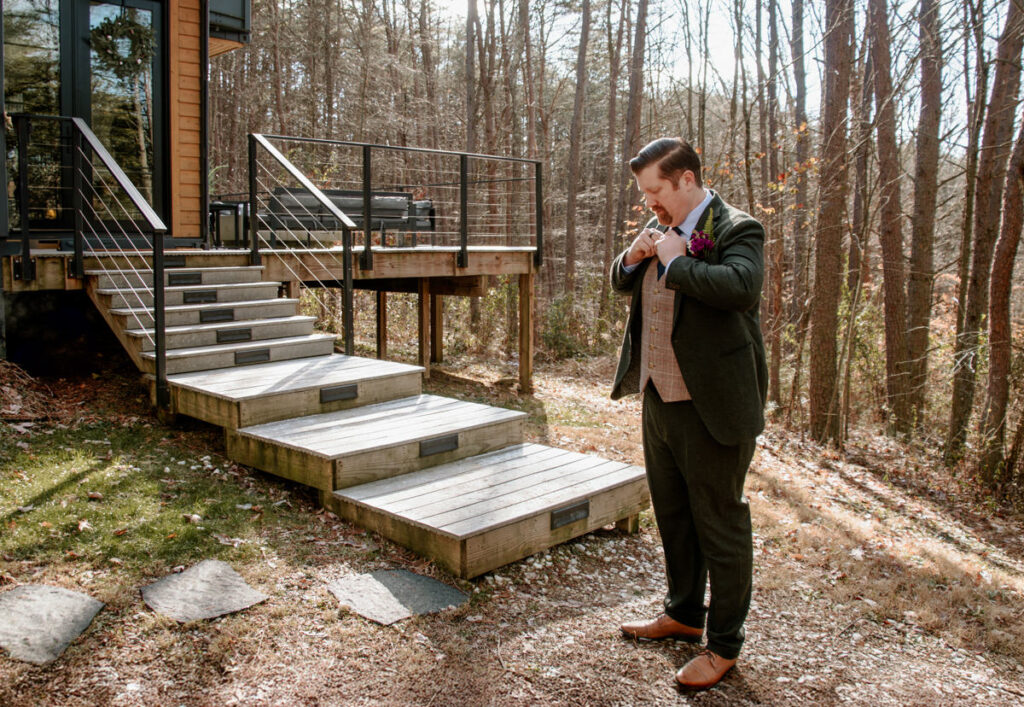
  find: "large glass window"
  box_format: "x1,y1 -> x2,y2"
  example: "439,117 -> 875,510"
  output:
89,2 -> 156,204
3,0 -> 164,233
4,0 -> 62,228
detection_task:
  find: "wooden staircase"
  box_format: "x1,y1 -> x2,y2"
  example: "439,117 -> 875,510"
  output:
85,257 -> 649,578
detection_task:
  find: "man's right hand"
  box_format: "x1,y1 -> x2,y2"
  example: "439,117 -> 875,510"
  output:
624,228 -> 660,267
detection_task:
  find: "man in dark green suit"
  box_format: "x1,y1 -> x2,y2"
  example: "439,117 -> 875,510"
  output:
611,138 -> 767,690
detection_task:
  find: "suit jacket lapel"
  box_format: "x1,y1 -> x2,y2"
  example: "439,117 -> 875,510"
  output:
672,192 -> 725,329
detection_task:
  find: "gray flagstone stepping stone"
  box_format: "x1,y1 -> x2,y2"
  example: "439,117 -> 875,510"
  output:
141,559 -> 267,622
327,569 -> 468,625
0,585 -> 104,665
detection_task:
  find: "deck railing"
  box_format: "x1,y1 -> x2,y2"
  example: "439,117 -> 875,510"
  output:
8,114 -> 171,406
247,133 -> 360,354
235,134 -> 543,356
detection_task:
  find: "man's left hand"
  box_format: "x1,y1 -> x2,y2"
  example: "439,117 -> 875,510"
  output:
655,232 -> 687,266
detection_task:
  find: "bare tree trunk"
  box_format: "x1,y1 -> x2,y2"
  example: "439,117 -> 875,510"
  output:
848,31 -> 874,296
789,0 -> 810,324
809,0 -> 854,443
418,0 -> 439,149
953,0 -> 989,358
765,0 -> 783,405
735,0 -> 755,215
869,0 -> 912,435
599,0 -> 626,324
564,0 -> 591,298
905,0 -> 942,429
466,0 -> 481,327
980,119 -> 1024,483
615,0 -> 647,237
946,0 -> 1024,462
272,0 -> 288,135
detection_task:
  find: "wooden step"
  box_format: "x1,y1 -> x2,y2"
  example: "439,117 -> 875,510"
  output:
96,281 -> 282,309
226,394 -> 526,492
168,354 -> 424,428
86,266 -> 265,289
109,298 -> 300,328
139,333 -> 336,374
125,315 -> 317,353
321,443 -> 649,578
83,251 -> 251,270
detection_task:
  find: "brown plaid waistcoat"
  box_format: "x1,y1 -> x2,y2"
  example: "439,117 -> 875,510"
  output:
639,261 -> 691,402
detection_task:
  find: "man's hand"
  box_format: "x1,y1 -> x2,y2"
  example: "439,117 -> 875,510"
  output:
624,228 -> 661,267
655,231 -> 686,266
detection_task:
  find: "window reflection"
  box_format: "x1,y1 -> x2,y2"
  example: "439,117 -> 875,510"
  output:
89,3 -> 155,204
4,0 -> 62,227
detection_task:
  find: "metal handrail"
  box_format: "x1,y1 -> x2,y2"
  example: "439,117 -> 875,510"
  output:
250,134 -> 356,229
10,113 -> 170,408
257,133 -> 543,164
249,132 -> 357,353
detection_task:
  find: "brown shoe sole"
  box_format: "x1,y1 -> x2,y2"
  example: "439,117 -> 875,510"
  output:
619,627 -> 703,643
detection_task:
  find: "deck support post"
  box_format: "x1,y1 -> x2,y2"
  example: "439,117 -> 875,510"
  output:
376,291 -> 388,359
418,278 -> 430,378
430,294 -> 443,363
283,280 -> 301,300
518,272 -> 534,394
615,514 -> 640,534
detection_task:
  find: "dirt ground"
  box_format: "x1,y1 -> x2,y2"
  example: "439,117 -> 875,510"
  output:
3,355 -> 1024,706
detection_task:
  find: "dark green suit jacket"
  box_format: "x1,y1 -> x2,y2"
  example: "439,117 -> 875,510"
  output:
610,191 -> 768,447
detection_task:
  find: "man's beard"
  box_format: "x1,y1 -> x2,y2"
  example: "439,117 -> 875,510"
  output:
653,208 -> 671,224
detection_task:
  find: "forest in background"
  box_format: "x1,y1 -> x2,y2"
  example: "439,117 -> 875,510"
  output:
209,0 -> 1024,499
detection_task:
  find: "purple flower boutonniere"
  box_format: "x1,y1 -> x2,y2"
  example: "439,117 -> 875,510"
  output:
688,208 -> 715,260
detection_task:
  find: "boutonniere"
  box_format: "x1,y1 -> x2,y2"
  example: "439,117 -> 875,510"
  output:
688,208 -> 715,260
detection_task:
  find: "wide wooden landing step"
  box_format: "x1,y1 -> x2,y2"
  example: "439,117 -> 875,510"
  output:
167,354 -> 424,428
226,394 -> 527,491
324,443 -> 648,578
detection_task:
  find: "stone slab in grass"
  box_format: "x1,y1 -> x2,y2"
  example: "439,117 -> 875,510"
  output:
327,569 -> 468,625
141,559 -> 267,622
0,585 -> 104,665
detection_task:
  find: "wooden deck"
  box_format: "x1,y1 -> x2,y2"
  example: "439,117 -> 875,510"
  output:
3,245 -> 537,390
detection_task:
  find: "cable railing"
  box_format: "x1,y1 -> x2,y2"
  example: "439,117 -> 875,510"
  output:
235,134 -> 543,269
8,114 -> 171,407
230,134 -> 543,356
248,133 -> 358,353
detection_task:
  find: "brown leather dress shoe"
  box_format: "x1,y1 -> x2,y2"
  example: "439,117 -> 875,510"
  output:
619,614 -> 703,642
674,650 -> 737,690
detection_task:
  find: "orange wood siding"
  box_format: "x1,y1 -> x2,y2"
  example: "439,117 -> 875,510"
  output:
168,0 -> 202,239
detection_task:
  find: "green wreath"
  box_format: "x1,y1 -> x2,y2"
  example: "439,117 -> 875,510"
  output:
90,11 -> 155,81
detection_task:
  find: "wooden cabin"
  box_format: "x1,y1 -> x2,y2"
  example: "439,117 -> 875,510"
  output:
0,1 -> 648,578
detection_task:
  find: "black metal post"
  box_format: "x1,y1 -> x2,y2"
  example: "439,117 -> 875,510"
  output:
458,154 -> 468,268
152,226 -> 169,408
360,145 -> 373,270
342,226 -> 354,355
14,116 -> 35,281
71,127 -> 84,278
534,160 -> 543,268
247,134 -> 261,265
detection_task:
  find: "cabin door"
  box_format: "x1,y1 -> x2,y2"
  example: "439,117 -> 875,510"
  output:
4,0 -> 166,234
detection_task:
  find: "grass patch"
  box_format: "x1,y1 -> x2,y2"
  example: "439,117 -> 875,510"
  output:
0,416 -> 317,578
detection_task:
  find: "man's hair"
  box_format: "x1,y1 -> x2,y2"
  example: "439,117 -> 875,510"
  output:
629,138 -> 703,188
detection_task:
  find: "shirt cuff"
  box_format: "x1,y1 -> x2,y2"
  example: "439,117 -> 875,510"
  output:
663,255 -> 683,273
621,260 -> 639,274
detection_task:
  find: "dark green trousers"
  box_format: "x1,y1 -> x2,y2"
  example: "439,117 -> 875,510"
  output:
642,383 -> 755,660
